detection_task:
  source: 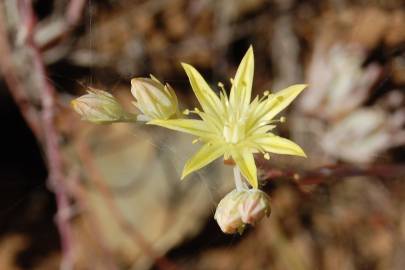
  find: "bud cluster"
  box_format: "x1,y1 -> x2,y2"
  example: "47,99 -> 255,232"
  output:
71,75 -> 180,124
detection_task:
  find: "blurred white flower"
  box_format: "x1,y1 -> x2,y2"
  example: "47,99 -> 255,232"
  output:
321,108 -> 405,163
299,44 -> 382,120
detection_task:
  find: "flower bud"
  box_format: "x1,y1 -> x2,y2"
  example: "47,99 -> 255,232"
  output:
214,189 -> 246,234
131,75 -> 179,121
214,189 -> 271,234
71,89 -> 135,124
238,189 -> 271,225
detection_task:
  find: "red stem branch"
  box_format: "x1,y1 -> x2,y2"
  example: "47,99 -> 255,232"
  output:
17,0 -> 74,269
0,3 -> 42,139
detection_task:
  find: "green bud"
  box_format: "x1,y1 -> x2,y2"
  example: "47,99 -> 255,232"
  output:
131,75 -> 179,121
71,88 -> 135,124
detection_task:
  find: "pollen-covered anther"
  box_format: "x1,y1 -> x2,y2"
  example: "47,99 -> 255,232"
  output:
279,116 -> 286,123
218,82 -> 225,89
183,109 -> 190,115
264,153 -> 270,160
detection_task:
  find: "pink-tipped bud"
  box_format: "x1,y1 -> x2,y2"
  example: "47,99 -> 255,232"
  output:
214,190 -> 246,234
238,189 -> 271,225
214,189 -> 271,234
71,89 -> 135,124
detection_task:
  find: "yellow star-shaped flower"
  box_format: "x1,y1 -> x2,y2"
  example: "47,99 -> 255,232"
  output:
150,46 -> 306,188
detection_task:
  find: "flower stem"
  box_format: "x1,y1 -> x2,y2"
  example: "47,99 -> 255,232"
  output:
233,166 -> 246,190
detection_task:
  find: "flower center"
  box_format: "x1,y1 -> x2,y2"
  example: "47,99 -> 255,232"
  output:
223,118 -> 246,144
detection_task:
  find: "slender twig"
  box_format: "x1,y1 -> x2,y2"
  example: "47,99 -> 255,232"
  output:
259,161 -> 405,188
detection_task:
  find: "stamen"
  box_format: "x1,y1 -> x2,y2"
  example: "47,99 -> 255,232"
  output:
257,91 -> 272,103
267,116 -> 287,125
184,108 -> 204,116
264,153 -> 270,160
192,139 -> 199,144
218,82 -> 228,99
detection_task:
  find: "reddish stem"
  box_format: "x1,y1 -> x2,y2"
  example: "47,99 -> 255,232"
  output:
18,0 -> 74,269
0,3 -> 42,139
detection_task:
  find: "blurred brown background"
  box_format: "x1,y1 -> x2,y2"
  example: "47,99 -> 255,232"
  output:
0,0 -> 405,269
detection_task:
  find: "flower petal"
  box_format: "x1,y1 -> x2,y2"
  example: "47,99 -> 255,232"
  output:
231,148 -> 258,189
148,119 -> 218,140
253,134 -> 306,157
230,46 -> 254,112
181,63 -> 224,120
181,143 -> 227,179
247,84 -> 307,133
263,84 -> 307,120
